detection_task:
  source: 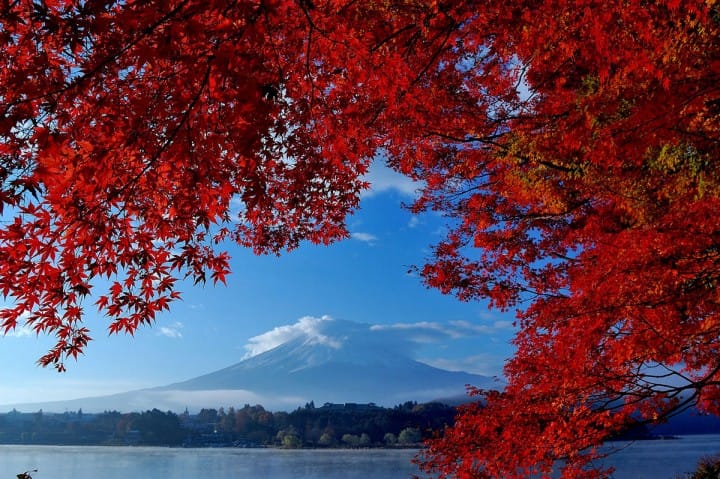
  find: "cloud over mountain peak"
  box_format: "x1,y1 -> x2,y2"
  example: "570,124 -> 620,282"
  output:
242,315 -> 343,359
241,315 -> 513,374
2,315 -> 505,413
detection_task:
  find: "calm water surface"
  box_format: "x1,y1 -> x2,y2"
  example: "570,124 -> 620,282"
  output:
601,434 -> 720,478
1,447 -> 425,479
2,436 -> 720,479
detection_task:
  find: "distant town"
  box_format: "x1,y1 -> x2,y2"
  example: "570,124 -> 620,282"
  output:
0,401 -> 457,448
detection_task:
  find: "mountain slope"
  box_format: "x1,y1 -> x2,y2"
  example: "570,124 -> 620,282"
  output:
2,319 -> 499,412
161,334 -> 496,405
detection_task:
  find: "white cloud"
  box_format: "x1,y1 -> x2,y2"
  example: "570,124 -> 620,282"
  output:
157,322 -> 184,339
0,387 -> 307,413
350,232 -> 377,244
2,311 -> 33,338
0,378 -> 159,406
156,389 -> 306,413
491,320 -> 514,329
241,316 -> 515,372
362,162 -> 419,198
407,216 -> 420,228
421,353 -> 507,378
449,319 -> 514,333
242,315 -> 341,359
229,197 -> 248,224
4,324 -> 33,338
370,319 -> 513,340
371,321 -> 458,337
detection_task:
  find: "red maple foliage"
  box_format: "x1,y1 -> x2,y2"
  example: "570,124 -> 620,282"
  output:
1,0 -> 449,368
2,0 -> 720,476
405,1 -> 720,478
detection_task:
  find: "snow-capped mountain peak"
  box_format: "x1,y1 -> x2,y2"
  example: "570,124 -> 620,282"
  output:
2,317 -> 500,412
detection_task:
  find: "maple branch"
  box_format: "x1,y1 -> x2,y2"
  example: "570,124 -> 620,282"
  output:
424,130 -> 506,146
107,58 -> 214,207
507,198 -> 591,222
2,0 -> 193,113
411,20 -> 456,86
302,4 -> 316,103
370,24 -> 417,53
337,0 -> 359,15
295,0 -> 331,40
618,364 -> 720,428
77,0 -> 193,81
428,126 -> 582,177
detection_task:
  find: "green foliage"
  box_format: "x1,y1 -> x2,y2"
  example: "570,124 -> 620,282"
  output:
342,433 -> 360,447
398,427 -> 422,445
278,429 -> 302,449
318,432 -> 336,447
0,401 -> 456,448
132,409 -> 185,445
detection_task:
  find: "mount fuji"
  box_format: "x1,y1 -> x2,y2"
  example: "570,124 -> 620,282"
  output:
3,318 -> 500,412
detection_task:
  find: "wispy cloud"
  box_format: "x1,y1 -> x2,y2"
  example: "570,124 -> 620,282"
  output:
421,353 -> 507,377
242,315 -> 514,361
156,389 -> 307,413
157,322 -> 184,339
370,319 -> 513,340
242,315 -> 341,359
0,378 -> 159,405
368,320 -> 512,377
2,311 -> 33,338
362,162 -> 419,198
350,232 -> 378,244
228,197 -> 249,224
4,324 -> 34,338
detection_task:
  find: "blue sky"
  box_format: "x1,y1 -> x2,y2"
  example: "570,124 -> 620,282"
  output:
0,163 -> 516,407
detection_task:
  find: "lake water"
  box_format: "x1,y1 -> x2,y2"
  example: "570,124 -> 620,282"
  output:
2,435 -> 720,479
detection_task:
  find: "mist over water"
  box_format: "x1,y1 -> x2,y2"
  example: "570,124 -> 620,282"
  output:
1,446 -> 427,479
3,436 -> 720,479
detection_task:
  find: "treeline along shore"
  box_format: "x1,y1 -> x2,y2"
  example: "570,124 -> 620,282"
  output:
0,401 -> 456,448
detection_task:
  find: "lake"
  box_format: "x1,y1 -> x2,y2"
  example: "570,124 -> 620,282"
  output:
2,436 -> 720,479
